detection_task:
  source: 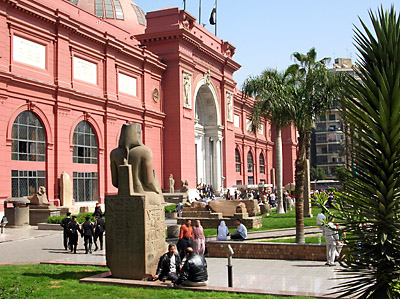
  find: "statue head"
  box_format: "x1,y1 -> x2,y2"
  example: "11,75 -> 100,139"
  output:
118,123 -> 143,149
38,186 -> 46,195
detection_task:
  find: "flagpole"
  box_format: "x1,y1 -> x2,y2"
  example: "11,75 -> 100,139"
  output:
215,0 -> 217,36
183,0 -> 186,10
199,0 -> 202,25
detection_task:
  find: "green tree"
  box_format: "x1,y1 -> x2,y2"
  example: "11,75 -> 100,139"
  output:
310,167 -> 327,181
242,69 -> 293,214
332,7 -> 400,298
286,48 -> 341,243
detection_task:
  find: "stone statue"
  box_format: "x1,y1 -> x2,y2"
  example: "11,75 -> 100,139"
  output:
227,91 -> 233,122
180,179 -> 189,193
183,72 -> 191,107
28,186 -> 53,208
60,171 -> 72,207
106,123 -> 166,280
110,123 -> 163,205
169,174 -> 175,193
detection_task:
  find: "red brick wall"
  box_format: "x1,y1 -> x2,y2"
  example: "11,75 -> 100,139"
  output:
206,241 -> 326,261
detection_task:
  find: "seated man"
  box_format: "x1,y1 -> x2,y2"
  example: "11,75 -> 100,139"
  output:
175,247 -> 208,287
153,244 -> 182,282
230,219 -> 247,241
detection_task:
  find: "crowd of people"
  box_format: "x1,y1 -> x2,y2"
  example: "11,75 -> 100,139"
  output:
60,203 -> 105,254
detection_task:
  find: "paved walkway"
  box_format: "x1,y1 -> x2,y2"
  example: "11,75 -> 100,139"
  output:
0,225 -> 343,298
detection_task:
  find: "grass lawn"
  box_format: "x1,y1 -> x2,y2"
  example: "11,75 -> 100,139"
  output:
0,264 -> 315,299
263,236 -> 325,244
203,208 -> 322,236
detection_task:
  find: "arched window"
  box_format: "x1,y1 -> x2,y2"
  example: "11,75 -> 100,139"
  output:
259,153 -> 265,174
11,111 -> 46,197
11,111 -> 46,161
247,152 -> 254,173
73,121 -> 98,164
247,151 -> 254,184
235,149 -> 241,173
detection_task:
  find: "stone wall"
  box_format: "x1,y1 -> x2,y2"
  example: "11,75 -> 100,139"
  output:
206,241 -> 326,261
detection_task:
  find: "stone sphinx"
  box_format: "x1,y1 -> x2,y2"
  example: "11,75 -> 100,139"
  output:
106,123 -> 166,280
28,186 -> 53,208
110,123 -> 164,205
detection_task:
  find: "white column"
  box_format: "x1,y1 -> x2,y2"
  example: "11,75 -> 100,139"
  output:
213,136 -> 222,191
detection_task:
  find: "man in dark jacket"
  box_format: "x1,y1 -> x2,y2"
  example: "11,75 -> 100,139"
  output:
82,216 -> 94,254
94,213 -> 105,251
67,216 -> 82,254
175,247 -> 208,287
60,212 -> 71,250
153,244 -> 181,282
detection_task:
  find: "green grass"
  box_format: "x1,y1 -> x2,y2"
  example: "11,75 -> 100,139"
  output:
203,208 -> 323,237
0,264 -> 315,298
264,236 -> 325,244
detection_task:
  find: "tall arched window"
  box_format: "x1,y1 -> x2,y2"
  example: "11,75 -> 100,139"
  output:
11,111 -> 46,161
72,121 -> 98,202
11,111 -> 46,197
247,151 -> 254,184
259,153 -> 265,174
73,121 -> 98,164
235,149 -> 241,173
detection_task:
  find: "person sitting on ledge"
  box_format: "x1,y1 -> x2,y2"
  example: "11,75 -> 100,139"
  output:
230,219 -> 247,241
175,247 -> 208,287
153,244 -> 182,283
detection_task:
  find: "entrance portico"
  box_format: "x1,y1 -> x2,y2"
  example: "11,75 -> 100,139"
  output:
194,80 -> 223,192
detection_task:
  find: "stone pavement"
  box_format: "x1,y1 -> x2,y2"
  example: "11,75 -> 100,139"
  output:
0,225 -> 344,298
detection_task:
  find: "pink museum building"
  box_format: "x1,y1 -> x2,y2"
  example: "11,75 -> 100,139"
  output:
0,0 -> 297,215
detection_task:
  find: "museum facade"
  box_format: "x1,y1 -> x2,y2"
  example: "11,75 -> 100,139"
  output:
0,0 -> 296,214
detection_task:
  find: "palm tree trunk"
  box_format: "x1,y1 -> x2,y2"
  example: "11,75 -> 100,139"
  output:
275,126 -> 285,214
295,131 -> 307,244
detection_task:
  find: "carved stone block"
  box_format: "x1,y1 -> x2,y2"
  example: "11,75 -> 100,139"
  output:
105,194 -> 166,280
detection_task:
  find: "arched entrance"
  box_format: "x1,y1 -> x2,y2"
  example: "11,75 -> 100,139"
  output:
194,80 -> 223,192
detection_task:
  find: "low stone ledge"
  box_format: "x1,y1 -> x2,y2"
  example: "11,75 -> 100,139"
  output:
38,223 -> 63,230
206,241 -> 326,261
79,271 -> 332,298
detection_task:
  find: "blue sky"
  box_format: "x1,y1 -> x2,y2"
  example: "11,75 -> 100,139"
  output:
134,1 -> 396,87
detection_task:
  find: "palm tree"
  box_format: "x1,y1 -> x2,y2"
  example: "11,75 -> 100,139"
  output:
286,48 -> 340,243
331,7 -> 400,298
242,69 -> 293,214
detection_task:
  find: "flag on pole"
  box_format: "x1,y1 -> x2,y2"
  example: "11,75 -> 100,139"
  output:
209,2 -> 216,25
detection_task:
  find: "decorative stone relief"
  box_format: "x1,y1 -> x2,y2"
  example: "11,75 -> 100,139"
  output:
152,88 -> 159,103
183,71 -> 192,108
226,91 -> 233,122
204,70 -> 211,86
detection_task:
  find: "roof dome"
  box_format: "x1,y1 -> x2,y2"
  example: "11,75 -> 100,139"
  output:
67,0 -> 146,35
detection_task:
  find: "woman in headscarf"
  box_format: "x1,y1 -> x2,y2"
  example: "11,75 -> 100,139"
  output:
193,219 -> 206,255
217,220 -> 229,241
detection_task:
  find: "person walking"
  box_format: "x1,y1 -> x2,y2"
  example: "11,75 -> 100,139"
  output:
316,209 -> 326,245
82,216 -> 94,254
67,216 -> 82,254
60,212 -> 71,250
193,220 -> 205,255
217,220 -> 229,241
323,217 -> 339,266
94,213 -> 105,251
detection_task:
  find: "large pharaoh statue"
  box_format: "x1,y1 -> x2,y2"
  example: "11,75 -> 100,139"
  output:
107,123 -> 166,280
110,123 -> 164,205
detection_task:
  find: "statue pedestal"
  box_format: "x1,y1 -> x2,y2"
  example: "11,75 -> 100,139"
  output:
105,194 -> 166,280
29,208 -> 60,225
